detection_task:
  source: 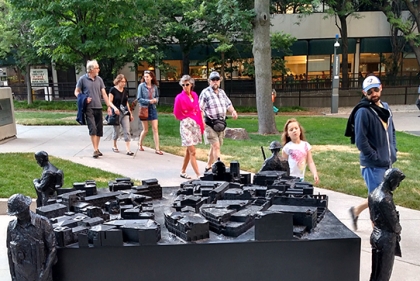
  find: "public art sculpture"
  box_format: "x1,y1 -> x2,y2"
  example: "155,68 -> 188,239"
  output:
258,141 -> 290,174
13,151 -> 360,281
6,194 -> 57,281
33,151 -> 64,207
368,168 -> 405,281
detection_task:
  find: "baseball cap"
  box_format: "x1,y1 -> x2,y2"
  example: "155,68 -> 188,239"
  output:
209,71 -> 221,80
362,76 -> 381,92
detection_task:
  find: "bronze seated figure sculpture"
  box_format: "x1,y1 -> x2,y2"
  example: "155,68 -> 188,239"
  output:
33,151 -> 64,207
259,141 -> 290,174
368,167 -> 405,281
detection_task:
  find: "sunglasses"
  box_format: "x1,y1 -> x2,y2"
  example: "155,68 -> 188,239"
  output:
367,87 -> 380,95
144,70 -> 151,74
181,83 -> 191,87
211,77 -> 220,81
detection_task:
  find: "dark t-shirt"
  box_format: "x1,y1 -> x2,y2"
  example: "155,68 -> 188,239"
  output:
109,87 -> 128,108
75,74 -> 106,109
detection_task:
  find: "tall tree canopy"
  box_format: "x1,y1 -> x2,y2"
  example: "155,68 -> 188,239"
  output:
8,0 -> 154,71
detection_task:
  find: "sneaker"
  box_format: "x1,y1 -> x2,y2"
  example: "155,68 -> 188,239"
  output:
97,150 -> 103,156
349,207 -> 358,231
93,150 -> 100,158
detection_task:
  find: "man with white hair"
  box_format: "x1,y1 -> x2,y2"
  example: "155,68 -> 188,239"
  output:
74,60 -> 112,158
345,74 -> 397,231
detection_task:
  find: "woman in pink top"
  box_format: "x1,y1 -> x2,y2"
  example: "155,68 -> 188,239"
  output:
173,75 -> 205,179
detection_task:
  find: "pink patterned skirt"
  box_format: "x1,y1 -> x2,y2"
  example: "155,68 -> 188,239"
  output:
180,117 -> 202,146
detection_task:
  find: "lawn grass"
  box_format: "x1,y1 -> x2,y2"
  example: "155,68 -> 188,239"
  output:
6,101 -> 420,210
0,153 -> 127,198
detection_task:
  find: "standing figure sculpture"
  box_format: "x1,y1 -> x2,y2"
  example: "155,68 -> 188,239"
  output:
33,151 -> 63,207
259,141 -> 290,174
368,168 -> 405,281
6,194 -> 57,281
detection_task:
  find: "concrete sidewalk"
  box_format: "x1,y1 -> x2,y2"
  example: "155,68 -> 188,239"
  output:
0,110 -> 419,280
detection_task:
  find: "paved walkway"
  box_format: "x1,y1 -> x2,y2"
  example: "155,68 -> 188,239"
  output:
0,109 -> 419,281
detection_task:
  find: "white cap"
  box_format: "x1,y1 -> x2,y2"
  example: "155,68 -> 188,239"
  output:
362,76 -> 381,92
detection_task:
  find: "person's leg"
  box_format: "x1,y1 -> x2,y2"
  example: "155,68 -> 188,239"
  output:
120,116 -> 132,153
138,120 -> 149,150
187,145 -> 201,178
181,148 -> 190,174
85,107 -> 98,153
94,109 -> 104,155
151,119 -> 160,152
350,167 -> 387,230
204,125 -> 218,170
112,124 -> 119,150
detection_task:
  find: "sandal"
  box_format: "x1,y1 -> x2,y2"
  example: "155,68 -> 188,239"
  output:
180,173 -> 192,179
126,151 -> 134,156
138,144 -> 144,151
155,150 -> 163,155
112,147 -> 119,153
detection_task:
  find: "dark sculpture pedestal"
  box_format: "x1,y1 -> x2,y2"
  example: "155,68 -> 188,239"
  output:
52,187 -> 360,281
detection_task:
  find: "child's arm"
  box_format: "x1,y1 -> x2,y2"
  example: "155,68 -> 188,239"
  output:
306,150 -> 319,184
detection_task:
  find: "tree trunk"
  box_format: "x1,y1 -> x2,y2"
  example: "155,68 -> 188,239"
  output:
220,51 -> 225,89
339,15 -> 349,89
25,64 -> 33,105
182,49 -> 190,76
253,0 -> 277,135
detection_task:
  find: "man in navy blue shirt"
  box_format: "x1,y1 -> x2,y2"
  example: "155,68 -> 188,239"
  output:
346,75 -> 397,231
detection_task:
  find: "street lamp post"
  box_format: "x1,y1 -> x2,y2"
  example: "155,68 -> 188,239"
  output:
331,34 -> 340,114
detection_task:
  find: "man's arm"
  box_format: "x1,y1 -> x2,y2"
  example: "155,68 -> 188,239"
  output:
354,109 -> 377,160
33,171 -> 55,192
6,226 -> 16,281
227,105 -> 238,119
101,88 -> 112,115
74,87 -> 81,98
39,218 -> 57,281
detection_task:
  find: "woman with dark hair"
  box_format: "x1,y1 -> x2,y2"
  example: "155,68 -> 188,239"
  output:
136,70 -> 162,154
109,74 -> 134,155
173,75 -> 204,179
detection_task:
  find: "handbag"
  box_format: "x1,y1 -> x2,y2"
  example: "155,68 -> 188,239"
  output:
120,104 -> 130,116
107,109 -> 120,126
205,115 -> 227,132
139,106 -> 149,120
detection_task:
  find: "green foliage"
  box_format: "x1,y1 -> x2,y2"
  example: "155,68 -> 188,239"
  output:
8,0 -> 153,69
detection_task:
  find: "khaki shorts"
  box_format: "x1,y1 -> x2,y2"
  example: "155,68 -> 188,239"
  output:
204,125 -> 224,145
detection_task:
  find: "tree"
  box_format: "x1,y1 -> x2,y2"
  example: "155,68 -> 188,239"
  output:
158,0 -> 212,76
0,0 -> 46,104
203,0 -> 254,88
369,1 -> 420,71
323,0 -> 363,89
8,0 -> 153,76
254,0 -> 277,134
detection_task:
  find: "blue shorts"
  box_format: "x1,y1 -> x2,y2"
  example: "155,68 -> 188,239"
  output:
361,167 -> 388,193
